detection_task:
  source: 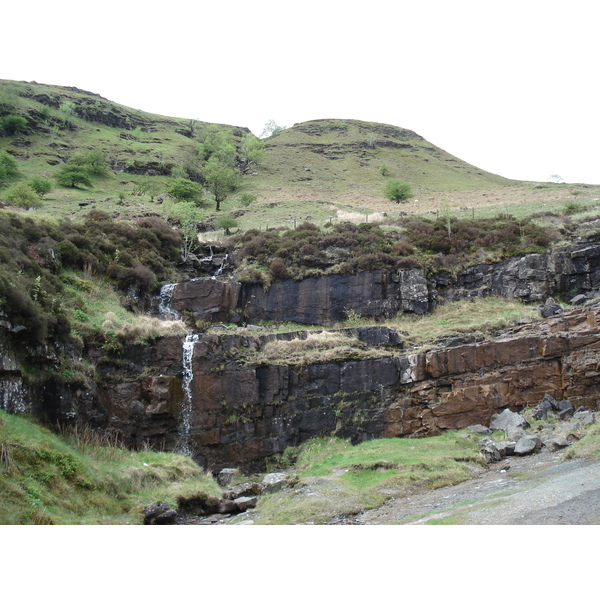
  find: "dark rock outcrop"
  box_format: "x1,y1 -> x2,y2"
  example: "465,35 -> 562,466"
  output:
164,240 -> 600,326
91,305 -> 600,471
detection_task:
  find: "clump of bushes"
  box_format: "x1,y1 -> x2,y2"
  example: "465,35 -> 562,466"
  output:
0,210 -> 183,347
231,213 -> 560,284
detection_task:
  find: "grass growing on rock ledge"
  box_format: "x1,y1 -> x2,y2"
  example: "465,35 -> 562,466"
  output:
250,433 -> 483,525
0,410 -> 220,524
391,297 -> 539,349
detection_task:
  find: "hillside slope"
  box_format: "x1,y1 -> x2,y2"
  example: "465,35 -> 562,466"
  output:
256,118 -> 516,201
1,79 -> 596,229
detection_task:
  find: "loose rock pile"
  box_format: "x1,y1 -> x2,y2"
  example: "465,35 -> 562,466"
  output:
470,394 -> 597,464
141,470 -> 292,524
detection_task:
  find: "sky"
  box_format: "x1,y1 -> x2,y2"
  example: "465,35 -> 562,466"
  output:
3,0 -> 598,184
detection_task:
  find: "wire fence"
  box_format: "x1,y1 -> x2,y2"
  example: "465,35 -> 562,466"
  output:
197,196 -> 600,243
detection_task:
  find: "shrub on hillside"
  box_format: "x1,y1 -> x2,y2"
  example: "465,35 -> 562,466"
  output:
29,177 -> 53,197
0,115 -> 27,135
384,179 -> 413,203
0,150 -> 19,180
167,178 -> 204,204
5,182 -> 42,209
55,164 -> 93,189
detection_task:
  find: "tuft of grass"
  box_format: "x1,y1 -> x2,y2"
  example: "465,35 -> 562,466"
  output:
563,419 -> 600,461
257,331 -> 386,366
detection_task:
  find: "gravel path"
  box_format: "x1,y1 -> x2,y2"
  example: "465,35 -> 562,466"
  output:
343,450 -> 600,525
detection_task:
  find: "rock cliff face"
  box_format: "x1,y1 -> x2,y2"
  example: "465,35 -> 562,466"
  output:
93,305 -> 600,471
7,305 -> 592,473
3,241 -> 600,473
167,240 -> 600,326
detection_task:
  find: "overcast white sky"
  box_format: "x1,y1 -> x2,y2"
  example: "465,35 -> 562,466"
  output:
4,0 -> 598,184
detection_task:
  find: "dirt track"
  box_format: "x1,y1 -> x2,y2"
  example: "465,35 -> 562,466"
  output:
344,451 -> 600,525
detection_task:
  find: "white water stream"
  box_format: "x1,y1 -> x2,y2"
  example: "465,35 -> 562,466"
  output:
157,283 -> 179,320
179,333 -> 199,456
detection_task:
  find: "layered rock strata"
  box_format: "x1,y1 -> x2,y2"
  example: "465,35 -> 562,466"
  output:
167,240 -> 600,326
87,306 -> 600,471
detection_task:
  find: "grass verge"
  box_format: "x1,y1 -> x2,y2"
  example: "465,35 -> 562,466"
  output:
0,410 -> 220,524
251,433 -> 482,524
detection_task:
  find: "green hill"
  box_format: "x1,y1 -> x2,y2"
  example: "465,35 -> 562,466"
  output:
2,78 -> 595,231
254,118 -> 516,198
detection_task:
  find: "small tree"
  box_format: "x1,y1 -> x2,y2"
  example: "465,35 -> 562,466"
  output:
5,182 -> 42,208
167,177 -> 204,204
69,150 -> 108,176
0,150 -> 19,180
54,164 -> 93,189
197,125 -> 236,166
239,192 -> 257,207
215,214 -> 238,235
203,156 -> 238,211
0,115 -> 27,135
260,120 -> 285,139
29,176 -> 53,197
239,133 -> 265,172
162,199 -> 203,262
384,179 -> 413,203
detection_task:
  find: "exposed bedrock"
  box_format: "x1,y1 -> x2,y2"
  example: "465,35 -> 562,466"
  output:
85,306 -> 600,471
166,240 -> 600,326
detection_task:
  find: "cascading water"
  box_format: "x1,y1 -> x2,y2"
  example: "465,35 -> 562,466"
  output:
158,283 -> 179,320
179,333 -> 199,456
213,254 -> 228,278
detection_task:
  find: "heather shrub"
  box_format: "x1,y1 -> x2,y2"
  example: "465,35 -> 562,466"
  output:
269,258 -> 289,279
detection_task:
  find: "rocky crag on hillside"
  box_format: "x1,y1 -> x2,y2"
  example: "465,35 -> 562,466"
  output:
166,236 -> 600,325
2,240 -> 600,472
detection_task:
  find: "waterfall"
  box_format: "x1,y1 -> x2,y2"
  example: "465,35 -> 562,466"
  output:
179,333 -> 199,456
213,253 -> 229,278
158,283 -> 179,320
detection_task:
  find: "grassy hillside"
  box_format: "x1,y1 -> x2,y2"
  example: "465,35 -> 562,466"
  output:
2,78 -> 597,235
0,409 -> 220,524
254,118 -> 515,196
0,78 -> 251,221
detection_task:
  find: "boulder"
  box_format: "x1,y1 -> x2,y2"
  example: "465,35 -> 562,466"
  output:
573,410 -> 596,426
223,482 -> 264,500
489,408 -> 529,432
467,424 -> 491,435
216,468 -> 238,487
506,426 -> 527,441
542,436 -> 570,452
233,496 -> 259,512
538,298 -> 563,318
531,394 -> 560,420
514,435 -> 542,456
142,501 -> 177,525
558,400 -> 574,419
262,472 -> 288,493
153,509 -> 178,524
217,498 -> 240,514
495,441 -> 516,457
480,444 -> 502,463
570,294 -> 588,305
